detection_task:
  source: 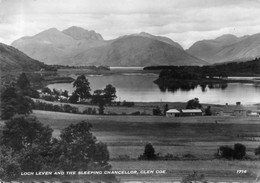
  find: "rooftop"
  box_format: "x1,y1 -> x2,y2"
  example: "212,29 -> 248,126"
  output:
166,109 -> 180,113
181,109 -> 202,113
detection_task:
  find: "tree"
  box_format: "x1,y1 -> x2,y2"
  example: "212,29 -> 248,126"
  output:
153,106 -> 162,116
16,73 -> 30,91
16,73 -> 39,98
57,121 -> 110,170
218,146 -> 234,159
68,92 -> 79,103
139,143 -> 157,160
62,90 -> 69,98
255,146 -> 260,156
92,90 -> 106,115
205,106 -> 212,116
0,117 -> 54,175
0,146 -> 21,181
1,86 -> 33,119
233,143 -> 246,160
42,87 -> 52,94
1,116 -> 53,151
186,98 -> 202,109
103,84 -> 117,105
73,75 -> 91,101
163,104 -> 169,116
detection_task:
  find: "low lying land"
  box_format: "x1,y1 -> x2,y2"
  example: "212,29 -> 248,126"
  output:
1,109 -> 260,182
31,110 -> 260,159
111,160 -> 260,182
33,98 -> 226,115
31,110 -> 260,181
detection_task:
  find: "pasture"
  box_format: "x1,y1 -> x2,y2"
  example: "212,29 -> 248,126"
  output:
1,110 -> 260,182
32,110 -> 260,160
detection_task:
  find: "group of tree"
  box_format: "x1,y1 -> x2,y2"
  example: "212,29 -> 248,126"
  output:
0,117 -> 115,182
145,57 -> 260,77
186,98 -> 202,109
1,73 -> 37,120
152,104 -> 169,116
40,87 -> 69,102
69,75 -> 117,114
186,98 -> 212,116
33,101 -> 80,114
217,143 -> 247,160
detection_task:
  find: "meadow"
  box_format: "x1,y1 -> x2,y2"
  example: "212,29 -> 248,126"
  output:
29,110 -> 260,182
1,110 -> 260,182
32,110 -> 260,159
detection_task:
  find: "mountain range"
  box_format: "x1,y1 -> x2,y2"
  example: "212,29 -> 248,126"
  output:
11,26 -> 206,66
10,26 -> 260,66
0,42 -> 45,72
187,33 -> 260,63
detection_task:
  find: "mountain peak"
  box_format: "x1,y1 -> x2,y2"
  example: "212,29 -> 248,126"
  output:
133,32 -> 183,50
62,26 -> 103,41
64,26 -> 85,32
37,28 -> 61,35
139,32 -> 151,36
215,34 -> 238,43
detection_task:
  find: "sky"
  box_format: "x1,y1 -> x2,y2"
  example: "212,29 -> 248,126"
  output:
1,0 -> 260,49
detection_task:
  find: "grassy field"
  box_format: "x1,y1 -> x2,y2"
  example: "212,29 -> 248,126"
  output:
1,110 -> 259,182
30,110 -> 260,160
33,98 -> 226,115
110,160 -> 260,182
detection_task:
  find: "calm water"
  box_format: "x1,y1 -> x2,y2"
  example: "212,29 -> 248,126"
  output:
47,74 -> 260,105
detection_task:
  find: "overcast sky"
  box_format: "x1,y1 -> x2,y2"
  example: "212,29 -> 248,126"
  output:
1,0 -> 260,49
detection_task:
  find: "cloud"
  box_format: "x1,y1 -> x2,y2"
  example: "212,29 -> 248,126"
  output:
1,0 -> 260,48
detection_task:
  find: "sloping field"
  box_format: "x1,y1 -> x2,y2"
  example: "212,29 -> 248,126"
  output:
1,110 -> 259,182
111,160 -> 260,182
32,110 -> 260,160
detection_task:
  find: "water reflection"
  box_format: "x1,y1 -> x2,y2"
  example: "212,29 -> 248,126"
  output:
47,74 -> 260,104
158,82 -> 228,93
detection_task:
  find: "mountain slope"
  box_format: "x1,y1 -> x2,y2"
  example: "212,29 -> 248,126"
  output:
136,32 -> 183,50
0,42 -> 45,72
11,27 -> 109,65
187,33 -> 260,63
62,26 -> 103,40
69,35 -> 206,66
11,26 -> 206,66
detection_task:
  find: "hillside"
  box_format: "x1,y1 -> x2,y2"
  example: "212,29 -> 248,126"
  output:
187,33 -> 260,63
71,35 -> 206,66
0,42 -> 46,72
11,26 -> 206,66
135,32 -> 184,50
62,26 -> 104,41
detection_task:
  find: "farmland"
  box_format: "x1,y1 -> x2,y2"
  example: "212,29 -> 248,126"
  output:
1,109 -> 260,182
22,110 -> 260,182
31,110 -> 260,160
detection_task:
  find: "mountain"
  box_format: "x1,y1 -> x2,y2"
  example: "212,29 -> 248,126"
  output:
12,26 -> 206,66
70,35 -> 206,66
0,42 -> 45,72
187,33 -> 260,63
135,32 -> 183,50
62,26 -> 103,41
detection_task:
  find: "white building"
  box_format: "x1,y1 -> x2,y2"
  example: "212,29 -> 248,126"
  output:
181,109 -> 203,116
166,109 -> 180,117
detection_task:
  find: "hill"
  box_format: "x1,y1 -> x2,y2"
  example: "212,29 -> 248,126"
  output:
135,32 -> 183,50
187,33 -> 260,63
0,42 -> 46,72
71,35 -> 206,66
11,26 -> 206,66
